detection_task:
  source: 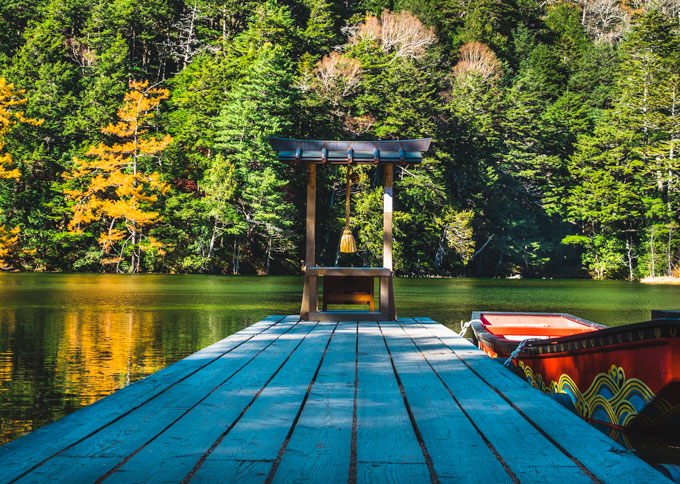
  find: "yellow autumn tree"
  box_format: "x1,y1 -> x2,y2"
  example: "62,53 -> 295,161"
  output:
64,80 -> 172,273
0,78 -> 42,270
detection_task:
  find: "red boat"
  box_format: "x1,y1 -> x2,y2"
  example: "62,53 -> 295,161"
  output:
470,310 -> 680,432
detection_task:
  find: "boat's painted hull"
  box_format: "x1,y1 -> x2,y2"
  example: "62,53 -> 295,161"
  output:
471,311 -> 680,431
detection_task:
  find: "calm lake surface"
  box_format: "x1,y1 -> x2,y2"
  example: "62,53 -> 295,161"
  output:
1,273 -> 678,460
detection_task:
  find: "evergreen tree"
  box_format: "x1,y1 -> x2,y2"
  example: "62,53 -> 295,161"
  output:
209,43 -> 296,274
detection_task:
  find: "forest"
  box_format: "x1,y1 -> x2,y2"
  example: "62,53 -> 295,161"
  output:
0,0 -> 678,279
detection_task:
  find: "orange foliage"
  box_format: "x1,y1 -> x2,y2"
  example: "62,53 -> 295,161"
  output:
0,224 -> 20,269
351,10 -> 437,61
313,51 -> 362,99
1,78 -> 43,180
64,80 -> 172,272
0,78 -> 43,269
452,42 -> 502,84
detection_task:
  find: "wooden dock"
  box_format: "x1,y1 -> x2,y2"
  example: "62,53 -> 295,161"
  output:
0,316 -> 671,483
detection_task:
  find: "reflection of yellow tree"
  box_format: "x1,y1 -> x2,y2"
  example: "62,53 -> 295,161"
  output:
56,311 -> 166,406
0,314 -> 14,386
0,313 -> 31,444
0,353 -> 11,384
64,80 -> 171,273
0,78 -> 43,269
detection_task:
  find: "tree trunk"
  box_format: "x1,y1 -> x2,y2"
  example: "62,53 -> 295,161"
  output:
266,236 -> 272,275
232,239 -> 240,275
434,227 -> 447,269
130,226 -> 137,274
468,234 -> 494,263
206,217 -> 219,273
495,251 -> 504,277
626,238 -> 634,280
183,0 -> 198,68
668,227 -> 673,276
650,229 -> 656,278
581,2 -> 586,25
334,236 -> 341,267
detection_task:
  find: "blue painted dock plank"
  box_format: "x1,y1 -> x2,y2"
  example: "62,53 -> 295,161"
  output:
0,316 -> 671,484
190,322 -> 337,482
414,317 -> 669,484
394,319 -> 592,484
271,321 -> 357,484
355,322 -> 431,483
0,315 -> 285,483
379,321 -> 515,483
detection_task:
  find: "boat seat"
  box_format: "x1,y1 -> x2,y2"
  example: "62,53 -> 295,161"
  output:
486,326 -> 597,337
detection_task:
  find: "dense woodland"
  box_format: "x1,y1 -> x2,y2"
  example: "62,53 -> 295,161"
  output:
0,0 -> 679,278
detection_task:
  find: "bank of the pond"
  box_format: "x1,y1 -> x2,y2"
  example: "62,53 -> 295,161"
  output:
641,276 -> 680,285
0,274 -> 678,466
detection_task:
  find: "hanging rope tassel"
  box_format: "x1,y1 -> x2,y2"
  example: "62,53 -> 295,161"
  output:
340,167 -> 357,253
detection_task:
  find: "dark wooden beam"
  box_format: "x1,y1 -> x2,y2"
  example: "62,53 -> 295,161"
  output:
380,164 -> 395,318
301,163 -> 317,319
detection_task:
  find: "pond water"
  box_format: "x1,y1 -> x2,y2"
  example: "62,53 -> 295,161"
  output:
0,273 -> 678,461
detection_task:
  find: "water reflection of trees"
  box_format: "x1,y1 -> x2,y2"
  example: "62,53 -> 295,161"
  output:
0,273 -> 294,446
0,310 -> 170,444
56,311 -> 167,406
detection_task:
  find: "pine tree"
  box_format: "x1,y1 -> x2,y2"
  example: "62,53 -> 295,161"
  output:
302,0 -> 340,55
616,10 -> 680,275
208,43 -> 296,273
563,111 -> 642,279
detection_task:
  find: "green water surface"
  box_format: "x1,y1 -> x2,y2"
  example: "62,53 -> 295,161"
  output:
0,273 -> 678,451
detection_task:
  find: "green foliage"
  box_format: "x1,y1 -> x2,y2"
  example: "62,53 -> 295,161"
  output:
563,234 -> 627,280
209,37 -> 297,273
0,1 -> 679,279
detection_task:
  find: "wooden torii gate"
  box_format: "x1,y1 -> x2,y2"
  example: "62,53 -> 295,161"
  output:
269,137 -> 432,321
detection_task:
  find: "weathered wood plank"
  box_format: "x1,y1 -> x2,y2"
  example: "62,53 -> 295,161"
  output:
354,322 -> 430,482
3,317 -> 670,484
0,316 -> 286,483
394,319 -> 591,484
379,321 -> 514,483
414,318 -> 671,484
13,318 -> 306,483
192,460 -> 272,484
356,462 -> 432,484
101,321 -> 325,484
189,322 -> 337,482
270,321 -> 357,484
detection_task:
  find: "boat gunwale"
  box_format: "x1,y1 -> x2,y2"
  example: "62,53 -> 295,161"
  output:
470,311 -> 604,357
471,311 -> 680,358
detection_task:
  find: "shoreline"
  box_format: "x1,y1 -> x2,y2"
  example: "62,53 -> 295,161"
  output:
640,276 -> 680,285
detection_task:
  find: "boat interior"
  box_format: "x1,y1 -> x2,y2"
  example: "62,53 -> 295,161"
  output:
480,314 -> 600,340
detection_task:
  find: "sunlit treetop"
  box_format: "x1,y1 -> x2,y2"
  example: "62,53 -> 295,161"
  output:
0,78 -> 43,180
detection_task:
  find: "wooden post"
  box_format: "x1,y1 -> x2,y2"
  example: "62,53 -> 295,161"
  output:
306,163 -> 316,267
301,162 -> 317,319
380,164 -> 395,317
383,164 -> 393,270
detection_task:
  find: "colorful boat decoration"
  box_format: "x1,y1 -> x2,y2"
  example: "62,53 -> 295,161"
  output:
470,311 -> 680,432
